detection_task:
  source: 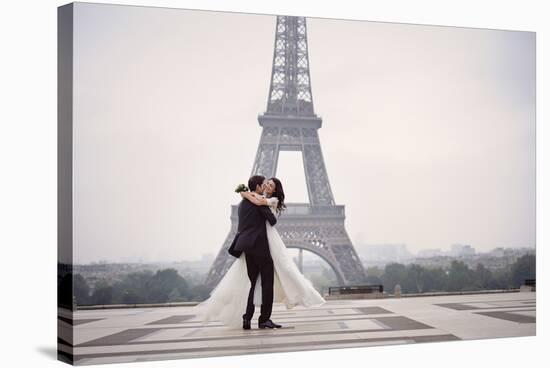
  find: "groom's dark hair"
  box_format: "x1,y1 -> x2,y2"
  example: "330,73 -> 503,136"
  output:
248,175 -> 265,192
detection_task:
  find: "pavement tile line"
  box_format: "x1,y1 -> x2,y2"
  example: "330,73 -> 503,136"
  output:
434,301 -> 537,311
145,310 -> 394,326
76,315 -> 435,347
73,333 -> 461,363
473,310 -> 536,323
76,326 -> 438,347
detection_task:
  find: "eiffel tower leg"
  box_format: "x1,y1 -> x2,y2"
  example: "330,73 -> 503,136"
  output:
303,143 -> 335,206
276,218 -> 367,286
251,143 -> 278,178
204,224 -> 238,287
328,236 -> 367,285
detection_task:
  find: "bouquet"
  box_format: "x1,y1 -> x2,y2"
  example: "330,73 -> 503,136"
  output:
234,183 -> 249,193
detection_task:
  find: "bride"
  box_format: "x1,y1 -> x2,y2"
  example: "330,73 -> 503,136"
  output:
192,177 -> 326,329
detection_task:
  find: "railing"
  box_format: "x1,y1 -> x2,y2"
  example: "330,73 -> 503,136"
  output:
524,279 -> 536,291
328,285 -> 384,295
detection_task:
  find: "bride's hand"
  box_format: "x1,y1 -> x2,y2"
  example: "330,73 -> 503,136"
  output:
240,191 -> 267,206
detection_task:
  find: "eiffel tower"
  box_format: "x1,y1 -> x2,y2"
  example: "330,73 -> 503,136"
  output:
205,16 -> 367,287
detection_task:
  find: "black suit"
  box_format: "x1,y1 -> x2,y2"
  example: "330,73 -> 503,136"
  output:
227,197 -> 277,323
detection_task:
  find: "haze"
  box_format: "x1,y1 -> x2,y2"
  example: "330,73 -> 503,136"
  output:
72,3 -> 535,264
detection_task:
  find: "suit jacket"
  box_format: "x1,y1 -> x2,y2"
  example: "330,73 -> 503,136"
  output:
228,198 -> 277,258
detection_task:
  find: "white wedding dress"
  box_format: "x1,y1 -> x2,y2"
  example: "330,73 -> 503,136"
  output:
192,196 -> 326,329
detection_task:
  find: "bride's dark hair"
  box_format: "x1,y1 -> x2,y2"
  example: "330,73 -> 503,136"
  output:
268,177 -> 287,216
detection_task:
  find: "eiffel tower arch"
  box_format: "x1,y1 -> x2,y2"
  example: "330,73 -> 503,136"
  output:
205,16 -> 367,287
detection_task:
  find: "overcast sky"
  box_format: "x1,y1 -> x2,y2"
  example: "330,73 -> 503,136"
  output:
72,3 -> 535,264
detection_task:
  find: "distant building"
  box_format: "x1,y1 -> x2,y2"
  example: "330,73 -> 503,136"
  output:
489,247 -> 505,257
417,248 -> 444,258
450,243 -> 476,257
357,243 -> 414,264
407,245 -> 534,270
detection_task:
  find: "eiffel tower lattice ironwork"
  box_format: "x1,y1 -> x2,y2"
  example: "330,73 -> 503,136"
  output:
205,16 -> 367,287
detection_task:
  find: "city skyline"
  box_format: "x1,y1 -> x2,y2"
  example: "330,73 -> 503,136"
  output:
75,243 -> 535,265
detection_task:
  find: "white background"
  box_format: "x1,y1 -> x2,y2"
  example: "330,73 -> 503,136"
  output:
0,0 -> 547,367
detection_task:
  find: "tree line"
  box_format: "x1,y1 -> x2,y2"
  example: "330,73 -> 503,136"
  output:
74,268 -> 212,306
366,254 -> 535,293
72,254 -> 535,306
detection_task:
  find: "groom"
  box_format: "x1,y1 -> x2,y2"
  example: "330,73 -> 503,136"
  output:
228,175 -> 282,330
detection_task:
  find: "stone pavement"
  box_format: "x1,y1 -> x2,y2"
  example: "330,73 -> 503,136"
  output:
58,291 -> 535,365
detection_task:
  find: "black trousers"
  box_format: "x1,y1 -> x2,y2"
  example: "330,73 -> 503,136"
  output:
242,251 -> 274,323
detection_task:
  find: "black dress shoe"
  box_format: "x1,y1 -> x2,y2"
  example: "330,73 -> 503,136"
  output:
243,318 -> 251,330
258,319 -> 282,329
